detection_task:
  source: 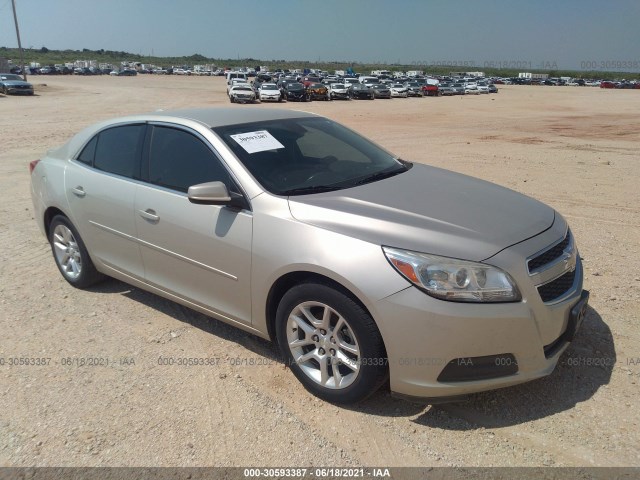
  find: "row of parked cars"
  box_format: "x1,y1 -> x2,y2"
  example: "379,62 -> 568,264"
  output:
227,73 -> 500,104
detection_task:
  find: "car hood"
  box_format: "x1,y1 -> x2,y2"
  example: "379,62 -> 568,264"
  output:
2,80 -> 31,86
288,163 -> 554,261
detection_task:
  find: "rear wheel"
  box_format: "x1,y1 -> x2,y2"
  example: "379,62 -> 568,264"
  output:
49,215 -> 104,288
276,283 -> 387,404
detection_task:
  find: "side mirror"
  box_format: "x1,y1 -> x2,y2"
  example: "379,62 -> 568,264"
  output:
187,181 -> 246,209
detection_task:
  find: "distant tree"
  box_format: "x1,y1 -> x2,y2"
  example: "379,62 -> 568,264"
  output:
40,46 -> 49,53
188,53 -> 207,62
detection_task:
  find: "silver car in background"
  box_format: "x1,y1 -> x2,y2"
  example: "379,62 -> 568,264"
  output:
30,108 -> 588,404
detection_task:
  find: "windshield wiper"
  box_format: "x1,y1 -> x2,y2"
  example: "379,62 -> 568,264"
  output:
282,185 -> 343,196
353,166 -> 407,186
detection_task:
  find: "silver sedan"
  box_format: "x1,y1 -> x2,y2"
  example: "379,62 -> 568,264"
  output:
30,108 -> 588,404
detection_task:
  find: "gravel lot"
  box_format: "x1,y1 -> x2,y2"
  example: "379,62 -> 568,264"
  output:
1,75 -> 638,468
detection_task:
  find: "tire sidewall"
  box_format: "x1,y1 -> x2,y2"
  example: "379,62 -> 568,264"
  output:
48,215 -> 97,288
275,283 -> 387,404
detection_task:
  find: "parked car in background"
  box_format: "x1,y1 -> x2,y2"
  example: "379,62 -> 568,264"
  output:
421,83 -> 439,97
227,78 -> 250,94
488,84 -> 498,93
404,81 -> 424,97
389,83 -> 408,98
284,82 -> 309,102
258,83 -> 282,102
302,76 -> 321,88
307,83 -> 331,101
477,83 -> 490,94
229,85 -> 257,103
464,83 -> 480,95
328,83 -> 351,100
117,69 -> 137,77
0,73 -> 34,95
30,108 -> 588,404
350,83 -> 374,100
600,81 -> 616,89
370,84 -> 391,99
451,83 -> 466,95
438,83 -> 455,96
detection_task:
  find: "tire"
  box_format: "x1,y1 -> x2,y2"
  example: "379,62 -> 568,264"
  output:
48,215 -> 104,288
230,96 -> 235,103
276,282 -> 388,404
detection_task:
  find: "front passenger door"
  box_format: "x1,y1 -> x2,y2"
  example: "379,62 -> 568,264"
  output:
135,125 -> 253,325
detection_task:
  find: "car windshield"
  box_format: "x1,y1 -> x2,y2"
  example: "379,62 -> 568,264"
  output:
1,74 -> 22,81
287,83 -> 303,90
213,117 -> 409,196
333,84 -> 346,88
235,86 -> 252,91
262,84 -> 278,90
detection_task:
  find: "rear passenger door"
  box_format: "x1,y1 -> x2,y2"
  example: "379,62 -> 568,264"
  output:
65,124 -> 146,279
134,124 -> 253,325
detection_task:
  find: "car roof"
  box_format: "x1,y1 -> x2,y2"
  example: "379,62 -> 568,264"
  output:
152,107 -> 317,128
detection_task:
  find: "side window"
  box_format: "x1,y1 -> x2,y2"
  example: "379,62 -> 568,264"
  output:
76,136 -> 97,166
148,126 -> 231,193
94,125 -> 144,178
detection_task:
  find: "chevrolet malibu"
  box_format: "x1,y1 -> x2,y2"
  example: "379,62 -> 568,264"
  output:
30,108 -> 588,404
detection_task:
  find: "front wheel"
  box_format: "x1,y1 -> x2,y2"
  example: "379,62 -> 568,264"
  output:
276,283 -> 388,404
49,215 -> 104,288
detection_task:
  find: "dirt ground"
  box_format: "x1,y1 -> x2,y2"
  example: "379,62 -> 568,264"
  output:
0,76 -> 639,468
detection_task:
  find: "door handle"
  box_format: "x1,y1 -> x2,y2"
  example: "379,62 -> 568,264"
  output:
138,209 -> 160,222
71,186 -> 86,197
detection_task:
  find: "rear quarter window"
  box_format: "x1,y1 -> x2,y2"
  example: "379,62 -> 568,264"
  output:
93,125 -> 145,178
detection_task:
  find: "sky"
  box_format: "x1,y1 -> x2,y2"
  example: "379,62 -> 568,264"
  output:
1,0 -> 639,71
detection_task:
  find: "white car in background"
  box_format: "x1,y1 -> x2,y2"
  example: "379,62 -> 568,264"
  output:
464,83 -> 480,95
477,84 -> 490,94
228,85 -> 257,103
328,83 -> 351,100
389,83 -> 408,98
227,78 -> 252,95
258,83 -> 282,102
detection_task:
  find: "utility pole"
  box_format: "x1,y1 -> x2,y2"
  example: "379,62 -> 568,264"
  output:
11,0 -> 27,80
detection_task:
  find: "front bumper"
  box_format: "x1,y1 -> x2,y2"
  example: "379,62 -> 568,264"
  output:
374,224 -> 586,399
233,95 -> 255,102
5,86 -> 34,95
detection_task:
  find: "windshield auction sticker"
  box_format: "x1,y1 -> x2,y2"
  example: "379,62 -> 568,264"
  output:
230,130 -> 285,154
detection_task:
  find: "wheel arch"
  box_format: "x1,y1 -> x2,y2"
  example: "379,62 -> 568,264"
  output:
43,206 -> 70,238
265,271 -> 385,355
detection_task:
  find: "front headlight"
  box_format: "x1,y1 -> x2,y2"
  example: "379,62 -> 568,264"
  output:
383,247 -> 521,303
